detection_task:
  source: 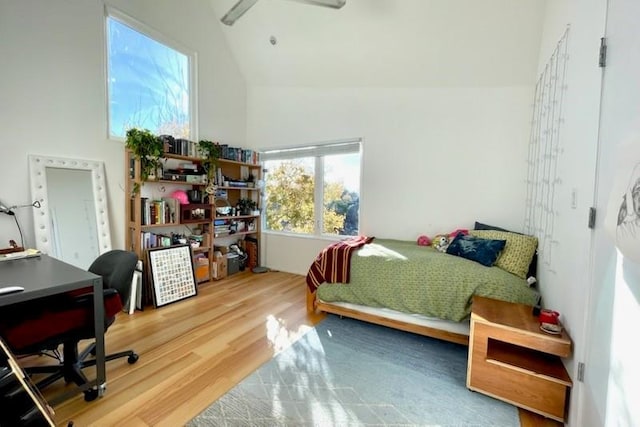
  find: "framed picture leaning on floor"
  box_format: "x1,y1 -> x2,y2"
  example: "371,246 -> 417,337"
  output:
147,244 -> 197,307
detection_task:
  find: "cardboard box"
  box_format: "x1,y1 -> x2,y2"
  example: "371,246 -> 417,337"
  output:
212,254 -> 227,280
214,245 -> 229,255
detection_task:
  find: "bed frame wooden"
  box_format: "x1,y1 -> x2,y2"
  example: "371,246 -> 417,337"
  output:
307,287 -> 469,346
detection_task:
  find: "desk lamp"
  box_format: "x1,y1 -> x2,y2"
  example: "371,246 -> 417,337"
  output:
0,199 -> 15,215
0,199 -> 41,249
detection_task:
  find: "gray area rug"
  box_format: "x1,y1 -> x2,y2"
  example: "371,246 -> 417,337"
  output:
188,314 -> 518,426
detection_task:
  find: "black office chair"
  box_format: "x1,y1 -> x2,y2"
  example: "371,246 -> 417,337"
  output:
0,250 -> 140,401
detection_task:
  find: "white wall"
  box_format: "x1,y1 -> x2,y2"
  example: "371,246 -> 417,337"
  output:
535,0 -> 640,426
213,0 -> 545,88
534,2 -> 606,425
251,85 -> 537,274
0,0 -> 246,252
583,0 -> 640,425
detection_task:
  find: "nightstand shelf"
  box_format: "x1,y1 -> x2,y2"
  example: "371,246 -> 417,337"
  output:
466,296 -> 572,422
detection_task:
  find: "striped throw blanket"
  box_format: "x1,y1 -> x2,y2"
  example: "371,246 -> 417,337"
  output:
306,236 -> 374,293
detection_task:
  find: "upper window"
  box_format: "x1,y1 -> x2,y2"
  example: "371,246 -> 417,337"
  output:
262,139 -> 362,237
106,8 -> 194,139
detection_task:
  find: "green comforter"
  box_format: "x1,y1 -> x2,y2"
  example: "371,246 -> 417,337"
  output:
316,239 -> 538,322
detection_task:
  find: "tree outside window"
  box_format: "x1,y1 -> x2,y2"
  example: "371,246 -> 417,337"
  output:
106,10 -> 193,139
263,141 -> 361,236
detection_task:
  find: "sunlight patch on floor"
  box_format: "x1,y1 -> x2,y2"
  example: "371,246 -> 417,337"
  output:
265,314 -> 313,354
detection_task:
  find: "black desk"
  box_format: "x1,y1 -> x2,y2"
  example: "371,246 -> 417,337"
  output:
0,254 -> 106,404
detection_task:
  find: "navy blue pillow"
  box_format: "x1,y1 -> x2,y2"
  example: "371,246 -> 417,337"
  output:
446,233 -> 506,267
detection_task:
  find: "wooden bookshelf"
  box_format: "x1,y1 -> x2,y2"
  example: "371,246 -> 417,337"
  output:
125,148 -> 261,294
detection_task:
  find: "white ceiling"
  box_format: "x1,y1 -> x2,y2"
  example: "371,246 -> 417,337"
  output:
209,0 -> 546,88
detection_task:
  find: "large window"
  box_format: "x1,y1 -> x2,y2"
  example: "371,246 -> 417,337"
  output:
106,8 -> 194,139
263,139 -> 362,237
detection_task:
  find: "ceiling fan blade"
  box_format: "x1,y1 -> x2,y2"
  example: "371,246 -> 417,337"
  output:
289,0 -> 346,8
221,0 -> 260,26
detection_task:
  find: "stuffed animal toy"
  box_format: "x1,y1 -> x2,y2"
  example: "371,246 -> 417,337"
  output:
431,235 -> 450,252
448,228 -> 469,238
416,235 -> 431,246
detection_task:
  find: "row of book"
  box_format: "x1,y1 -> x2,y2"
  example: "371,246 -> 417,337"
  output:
129,136 -> 260,165
219,145 -> 260,165
140,197 -> 179,226
162,137 -> 261,165
163,137 -> 200,158
140,231 -> 174,249
214,219 -> 230,237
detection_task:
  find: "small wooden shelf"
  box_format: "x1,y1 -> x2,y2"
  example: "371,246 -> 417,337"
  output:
213,230 -> 258,238
180,204 -> 213,223
467,296 -> 572,422
145,178 -> 198,185
164,153 -> 204,162
216,186 -> 259,191
138,222 -> 181,230
217,158 -> 259,167
486,339 -> 572,386
215,214 -> 260,220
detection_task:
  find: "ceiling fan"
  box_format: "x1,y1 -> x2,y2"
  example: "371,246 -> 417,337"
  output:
221,0 -> 346,26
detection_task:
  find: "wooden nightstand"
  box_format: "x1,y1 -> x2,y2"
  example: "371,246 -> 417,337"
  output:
466,296 -> 572,422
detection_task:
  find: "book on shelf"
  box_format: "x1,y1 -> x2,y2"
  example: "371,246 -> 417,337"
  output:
140,198 -> 179,226
141,198 -> 149,225
164,138 -> 199,157
140,231 -> 173,249
219,144 -> 261,165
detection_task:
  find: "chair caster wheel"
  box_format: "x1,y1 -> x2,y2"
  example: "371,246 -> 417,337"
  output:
128,353 -> 139,364
84,388 -> 99,402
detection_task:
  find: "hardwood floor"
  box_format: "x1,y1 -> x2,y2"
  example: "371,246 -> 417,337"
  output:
28,271 -> 561,426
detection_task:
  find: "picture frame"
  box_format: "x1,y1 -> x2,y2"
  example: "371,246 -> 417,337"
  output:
147,244 -> 197,307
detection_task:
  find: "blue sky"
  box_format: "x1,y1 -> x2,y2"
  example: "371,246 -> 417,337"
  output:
107,17 -> 189,138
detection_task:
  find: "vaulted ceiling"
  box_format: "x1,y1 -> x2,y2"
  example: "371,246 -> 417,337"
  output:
209,0 -> 546,87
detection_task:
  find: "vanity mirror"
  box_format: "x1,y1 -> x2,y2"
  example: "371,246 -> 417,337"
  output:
28,155 -> 112,269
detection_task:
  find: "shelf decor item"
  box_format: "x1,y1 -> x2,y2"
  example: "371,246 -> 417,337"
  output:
215,198 -> 232,216
147,244 -> 197,308
238,198 -> 257,215
125,128 -> 165,193
197,139 -> 221,195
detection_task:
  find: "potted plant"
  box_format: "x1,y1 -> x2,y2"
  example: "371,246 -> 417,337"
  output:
197,140 -> 221,183
125,128 -> 164,193
238,198 -> 257,216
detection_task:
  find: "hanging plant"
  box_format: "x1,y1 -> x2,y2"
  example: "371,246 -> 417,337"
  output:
197,140 -> 221,178
125,128 -> 164,193
197,140 -> 221,194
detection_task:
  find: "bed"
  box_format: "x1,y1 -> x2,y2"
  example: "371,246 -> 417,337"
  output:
306,226 -> 539,346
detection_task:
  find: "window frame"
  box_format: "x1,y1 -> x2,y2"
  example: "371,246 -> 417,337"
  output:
261,138 -> 363,238
104,5 -> 198,141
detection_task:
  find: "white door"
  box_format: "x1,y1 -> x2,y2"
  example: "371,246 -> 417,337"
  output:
581,0 -> 640,425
